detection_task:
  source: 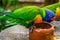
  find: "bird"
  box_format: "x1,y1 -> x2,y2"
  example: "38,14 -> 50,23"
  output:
0,2 -> 60,28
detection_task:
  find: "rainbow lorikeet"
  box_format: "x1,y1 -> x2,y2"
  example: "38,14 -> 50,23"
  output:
12,6 -> 56,27
0,2 -> 60,28
28,8 -> 55,27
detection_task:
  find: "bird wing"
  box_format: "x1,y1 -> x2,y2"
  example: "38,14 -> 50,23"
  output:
44,2 -> 60,13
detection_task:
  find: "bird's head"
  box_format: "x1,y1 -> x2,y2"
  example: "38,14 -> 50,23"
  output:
43,9 -> 55,22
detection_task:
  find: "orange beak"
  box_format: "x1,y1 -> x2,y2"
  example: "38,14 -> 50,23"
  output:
34,14 -> 43,23
51,17 -> 56,21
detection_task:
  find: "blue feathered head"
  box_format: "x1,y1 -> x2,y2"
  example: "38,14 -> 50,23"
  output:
43,9 -> 55,22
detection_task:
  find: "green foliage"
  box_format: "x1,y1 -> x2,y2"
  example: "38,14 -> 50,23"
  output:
13,0 -> 19,6
2,0 -> 19,9
6,0 -> 12,8
0,0 -> 19,32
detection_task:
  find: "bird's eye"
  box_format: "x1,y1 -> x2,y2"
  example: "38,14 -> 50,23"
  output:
49,15 -> 52,17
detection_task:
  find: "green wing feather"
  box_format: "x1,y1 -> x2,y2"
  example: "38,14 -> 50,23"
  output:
13,6 -> 39,21
39,8 -> 46,18
12,6 -> 46,27
44,2 -> 60,13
